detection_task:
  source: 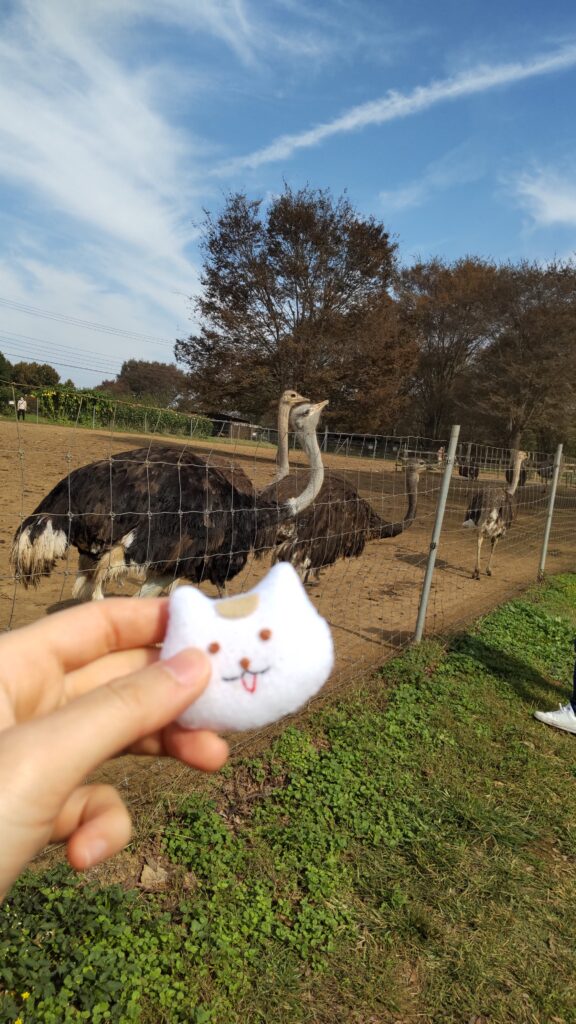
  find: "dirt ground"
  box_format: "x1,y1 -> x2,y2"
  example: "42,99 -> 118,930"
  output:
3,417 -> 574,841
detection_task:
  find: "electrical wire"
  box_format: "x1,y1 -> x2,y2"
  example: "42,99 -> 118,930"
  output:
0,332 -> 122,375
0,296 -> 179,349
0,351 -> 123,376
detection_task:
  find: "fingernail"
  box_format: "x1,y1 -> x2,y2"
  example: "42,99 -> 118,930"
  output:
83,837 -> 108,868
163,649 -> 210,687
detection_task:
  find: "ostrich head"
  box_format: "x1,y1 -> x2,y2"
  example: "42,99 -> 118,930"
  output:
274,389 -> 309,483
405,457 -> 428,477
279,388 -> 308,411
289,399 -> 329,436
283,399 -> 328,516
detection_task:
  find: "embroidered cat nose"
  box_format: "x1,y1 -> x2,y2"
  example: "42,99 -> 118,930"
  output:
240,657 -> 251,670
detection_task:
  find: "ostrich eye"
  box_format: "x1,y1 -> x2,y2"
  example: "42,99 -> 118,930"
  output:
259,628 -> 272,641
208,641 -> 220,654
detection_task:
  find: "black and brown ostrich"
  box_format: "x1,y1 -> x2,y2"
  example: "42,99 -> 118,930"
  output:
258,396 -> 426,582
11,399 -> 327,600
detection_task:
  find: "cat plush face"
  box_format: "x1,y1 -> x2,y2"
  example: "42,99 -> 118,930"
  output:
162,562 -> 334,732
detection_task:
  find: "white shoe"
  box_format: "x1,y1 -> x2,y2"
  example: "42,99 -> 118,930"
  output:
534,703 -> 576,734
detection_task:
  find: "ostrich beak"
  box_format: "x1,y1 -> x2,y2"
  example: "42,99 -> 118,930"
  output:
306,399 -> 329,428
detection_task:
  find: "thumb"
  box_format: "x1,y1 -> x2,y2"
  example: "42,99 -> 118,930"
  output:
17,648 -> 212,808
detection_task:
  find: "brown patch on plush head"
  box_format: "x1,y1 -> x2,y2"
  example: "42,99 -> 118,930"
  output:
215,592 -> 260,619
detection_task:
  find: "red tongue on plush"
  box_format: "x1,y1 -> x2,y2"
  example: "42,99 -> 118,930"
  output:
242,673 -> 257,693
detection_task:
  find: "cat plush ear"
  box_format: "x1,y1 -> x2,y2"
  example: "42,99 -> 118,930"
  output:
162,585 -> 214,661
255,562 -> 309,609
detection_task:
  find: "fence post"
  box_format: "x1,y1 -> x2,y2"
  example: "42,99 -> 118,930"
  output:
537,443 -> 563,582
414,424 -> 460,644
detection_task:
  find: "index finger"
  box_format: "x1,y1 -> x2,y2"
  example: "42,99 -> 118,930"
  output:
2,598 -> 170,686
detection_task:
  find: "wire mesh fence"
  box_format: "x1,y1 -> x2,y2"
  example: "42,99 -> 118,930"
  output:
2,381 -> 574,676
3,380 -> 576,840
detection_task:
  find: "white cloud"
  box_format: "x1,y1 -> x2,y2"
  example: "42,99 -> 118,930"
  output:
216,43 -> 576,174
0,0 -> 224,382
514,169 -> 576,227
380,146 -> 486,212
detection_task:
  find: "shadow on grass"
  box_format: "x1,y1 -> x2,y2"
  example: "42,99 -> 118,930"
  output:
450,631 -> 572,709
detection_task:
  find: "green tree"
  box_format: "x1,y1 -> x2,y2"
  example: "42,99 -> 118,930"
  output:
0,352 -> 12,381
175,185 -> 404,424
395,257 -> 501,437
97,359 -> 193,409
10,361 -> 60,387
464,259 -> 576,448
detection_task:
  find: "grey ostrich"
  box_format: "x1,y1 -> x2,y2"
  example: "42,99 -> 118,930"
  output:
11,398 -> 327,600
258,396 -> 427,582
463,448 -> 528,579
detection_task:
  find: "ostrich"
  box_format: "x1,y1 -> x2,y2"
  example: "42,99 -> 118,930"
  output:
505,449 -> 528,488
271,389 -> 309,482
537,461 -> 555,490
11,399 -> 327,600
463,448 -> 528,580
257,399 -> 427,581
458,462 -> 479,480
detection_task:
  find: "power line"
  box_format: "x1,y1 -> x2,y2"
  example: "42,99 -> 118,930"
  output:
0,330 -> 122,374
0,296 -> 179,349
0,351 -> 121,376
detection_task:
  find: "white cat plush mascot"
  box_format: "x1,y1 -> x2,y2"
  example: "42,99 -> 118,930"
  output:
161,563 -> 334,732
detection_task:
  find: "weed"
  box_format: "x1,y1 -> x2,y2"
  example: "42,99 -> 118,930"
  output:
3,576 -> 576,1022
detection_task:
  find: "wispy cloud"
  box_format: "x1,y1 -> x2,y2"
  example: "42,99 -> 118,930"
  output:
513,168 -> 576,228
216,44 -> 576,174
380,146 -> 485,212
0,0 -> 224,377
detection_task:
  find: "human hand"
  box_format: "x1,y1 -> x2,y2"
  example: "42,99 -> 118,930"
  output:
0,598 -> 228,898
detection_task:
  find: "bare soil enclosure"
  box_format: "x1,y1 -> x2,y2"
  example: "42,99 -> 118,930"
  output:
2,416 -> 574,825
2,418 -> 574,675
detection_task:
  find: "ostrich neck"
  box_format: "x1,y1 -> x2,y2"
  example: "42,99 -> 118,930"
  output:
506,455 -> 523,496
273,403 -> 291,483
285,427 -> 324,515
403,471 -> 419,525
374,469 -> 419,538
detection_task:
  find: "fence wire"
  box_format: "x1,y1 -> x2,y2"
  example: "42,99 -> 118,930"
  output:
4,383 -> 575,849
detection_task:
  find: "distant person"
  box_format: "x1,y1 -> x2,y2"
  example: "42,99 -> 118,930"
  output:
17,396 -> 27,421
534,638 -> 576,734
436,445 -> 445,466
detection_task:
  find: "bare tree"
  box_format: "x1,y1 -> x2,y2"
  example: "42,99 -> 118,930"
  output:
175,185 -> 403,423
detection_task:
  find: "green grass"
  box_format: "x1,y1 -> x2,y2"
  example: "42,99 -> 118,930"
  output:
3,576 -> 576,1023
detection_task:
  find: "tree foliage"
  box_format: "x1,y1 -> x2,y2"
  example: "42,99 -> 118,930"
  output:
0,352 -> 12,381
9,360 -> 60,387
97,359 -> 193,409
395,257 -> 501,437
462,259 -> 576,448
175,185 -> 414,427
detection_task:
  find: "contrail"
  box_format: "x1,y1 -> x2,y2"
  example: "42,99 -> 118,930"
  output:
215,44 -> 576,175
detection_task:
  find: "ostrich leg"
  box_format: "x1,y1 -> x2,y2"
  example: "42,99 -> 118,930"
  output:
138,576 -> 180,597
485,537 -> 498,577
473,533 -> 484,580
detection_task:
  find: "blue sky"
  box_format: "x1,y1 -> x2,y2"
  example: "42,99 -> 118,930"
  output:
0,0 -> 575,387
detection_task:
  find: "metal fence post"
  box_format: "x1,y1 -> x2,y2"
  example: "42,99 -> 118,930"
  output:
537,442 -> 563,582
414,424 -> 460,643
